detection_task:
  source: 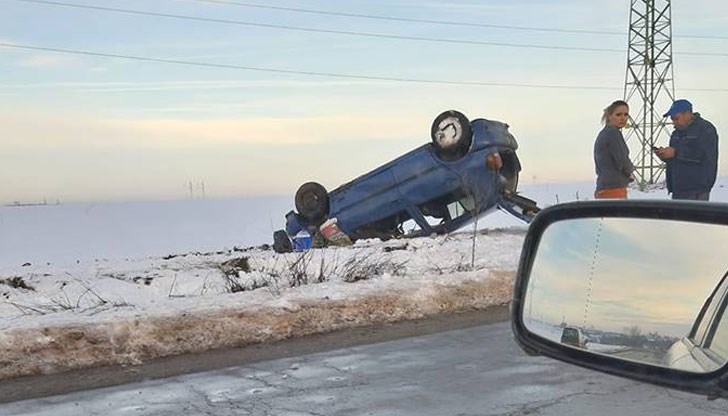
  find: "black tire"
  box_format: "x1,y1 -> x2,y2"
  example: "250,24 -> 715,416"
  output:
273,230 -> 293,253
430,110 -> 472,159
294,182 -> 329,226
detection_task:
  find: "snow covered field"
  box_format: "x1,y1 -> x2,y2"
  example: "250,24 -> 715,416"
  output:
0,178 -> 696,268
0,178 -> 726,379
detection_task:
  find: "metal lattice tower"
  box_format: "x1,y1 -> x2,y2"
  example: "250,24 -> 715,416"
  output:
623,0 -> 675,185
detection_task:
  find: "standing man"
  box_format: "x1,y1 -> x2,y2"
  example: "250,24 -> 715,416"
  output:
654,99 -> 719,201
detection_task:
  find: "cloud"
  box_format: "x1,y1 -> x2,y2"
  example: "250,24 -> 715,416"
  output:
417,0 -> 621,24
0,79 -> 383,93
14,53 -> 77,68
0,111 -> 423,149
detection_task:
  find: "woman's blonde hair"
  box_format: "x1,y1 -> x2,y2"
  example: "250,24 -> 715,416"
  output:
601,100 -> 629,125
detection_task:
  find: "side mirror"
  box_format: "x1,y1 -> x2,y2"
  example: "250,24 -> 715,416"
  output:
511,200 -> 728,399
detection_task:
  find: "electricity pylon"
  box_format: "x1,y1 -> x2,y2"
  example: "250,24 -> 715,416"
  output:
623,0 -> 675,186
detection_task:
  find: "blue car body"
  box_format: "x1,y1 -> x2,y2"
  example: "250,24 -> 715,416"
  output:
281,116 -> 537,247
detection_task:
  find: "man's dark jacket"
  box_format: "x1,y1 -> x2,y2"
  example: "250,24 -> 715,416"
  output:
666,113 -> 719,194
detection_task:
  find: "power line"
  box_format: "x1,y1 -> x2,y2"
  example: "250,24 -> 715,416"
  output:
184,0 -> 728,41
186,0 -> 623,36
14,0 -> 728,57
2,42 -> 728,92
0,42 -> 618,90
8,0 -> 623,53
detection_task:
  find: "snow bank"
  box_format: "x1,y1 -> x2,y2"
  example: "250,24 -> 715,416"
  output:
0,231 -> 523,379
4,178 -> 724,380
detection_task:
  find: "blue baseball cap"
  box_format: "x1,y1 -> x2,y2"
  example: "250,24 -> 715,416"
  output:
663,99 -> 693,117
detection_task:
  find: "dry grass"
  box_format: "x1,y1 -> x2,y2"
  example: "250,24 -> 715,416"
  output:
5,281 -> 130,316
337,251 -> 407,283
0,276 -> 35,291
0,270 -> 516,380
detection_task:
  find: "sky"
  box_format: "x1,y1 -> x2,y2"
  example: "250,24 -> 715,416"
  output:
1,0 -> 727,203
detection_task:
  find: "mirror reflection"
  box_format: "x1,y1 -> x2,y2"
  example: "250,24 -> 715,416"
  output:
523,217 -> 728,373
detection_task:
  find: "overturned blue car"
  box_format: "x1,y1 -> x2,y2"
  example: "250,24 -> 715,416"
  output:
273,110 -> 539,253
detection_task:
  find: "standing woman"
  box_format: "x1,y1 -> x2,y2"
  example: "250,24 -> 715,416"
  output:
594,100 -> 635,199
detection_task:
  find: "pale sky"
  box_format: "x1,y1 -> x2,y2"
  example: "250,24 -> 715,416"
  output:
1,0 -> 727,203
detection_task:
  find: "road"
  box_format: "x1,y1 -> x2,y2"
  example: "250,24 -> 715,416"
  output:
0,309 -> 724,415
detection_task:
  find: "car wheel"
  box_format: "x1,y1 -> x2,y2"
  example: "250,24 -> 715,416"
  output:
430,110 -> 472,159
294,182 -> 329,226
272,230 -> 293,253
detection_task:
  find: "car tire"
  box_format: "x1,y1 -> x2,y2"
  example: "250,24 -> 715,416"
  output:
273,230 -> 293,253
294,182 -> 329,226
430,110 -> 472,160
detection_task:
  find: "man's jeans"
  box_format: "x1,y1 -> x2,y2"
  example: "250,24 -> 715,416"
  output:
672,191 -> 710,201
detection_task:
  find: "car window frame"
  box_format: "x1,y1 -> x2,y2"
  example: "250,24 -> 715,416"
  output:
703,279 -> 728,362
691,272 -> 728,347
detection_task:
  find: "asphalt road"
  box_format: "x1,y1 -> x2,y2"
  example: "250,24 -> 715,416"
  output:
1,308 -> 725,415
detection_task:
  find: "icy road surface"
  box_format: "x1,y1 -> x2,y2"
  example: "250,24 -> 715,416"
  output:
1,322 -> 722,416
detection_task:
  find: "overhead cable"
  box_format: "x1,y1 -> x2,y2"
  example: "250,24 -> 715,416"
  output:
14,0 -> 727,56
184,0 -> 728,41
3,43 -> 727,92
15,0 -> 728,56
0,43 -> 619,90
8,0 -> 626,53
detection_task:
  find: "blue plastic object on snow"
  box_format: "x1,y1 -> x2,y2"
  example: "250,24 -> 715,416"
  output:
291,231 -> 312,251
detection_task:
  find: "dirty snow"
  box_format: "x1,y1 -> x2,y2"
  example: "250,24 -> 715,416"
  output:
0,179 -> 726,378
